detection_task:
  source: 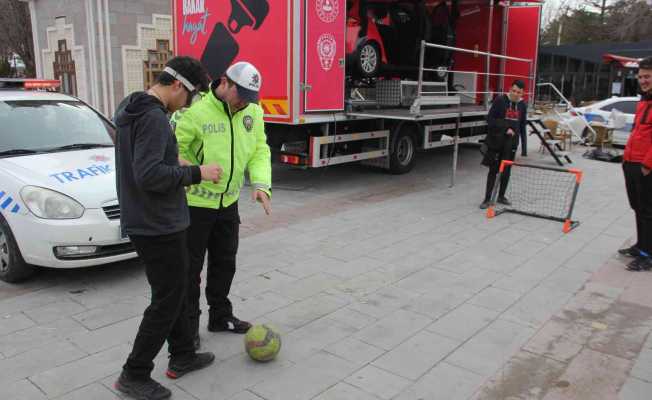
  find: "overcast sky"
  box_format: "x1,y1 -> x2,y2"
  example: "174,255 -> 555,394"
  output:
543,0 -> 652,25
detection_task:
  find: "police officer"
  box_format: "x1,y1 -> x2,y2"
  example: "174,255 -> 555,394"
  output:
174,61 -> 271,348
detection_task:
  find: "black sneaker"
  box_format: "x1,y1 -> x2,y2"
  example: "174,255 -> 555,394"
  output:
479,201 -> 491,210
618,246 -> 642,258
626,257 -> 652,271
497,197 -> 512,206
166,352 -> 215,379
114,372 -> 171,400
208,315 -> 252,334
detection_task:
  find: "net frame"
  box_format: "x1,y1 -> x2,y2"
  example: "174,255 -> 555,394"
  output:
486,160 -> 583,233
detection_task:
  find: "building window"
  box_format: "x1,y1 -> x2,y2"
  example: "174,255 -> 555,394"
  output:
53,40 -> 77,95
143,40 -> 172,89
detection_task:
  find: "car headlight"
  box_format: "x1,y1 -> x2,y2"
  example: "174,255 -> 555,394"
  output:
20,186 -> 85,219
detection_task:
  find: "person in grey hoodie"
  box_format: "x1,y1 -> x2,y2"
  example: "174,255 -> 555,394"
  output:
113,56 -> 221,400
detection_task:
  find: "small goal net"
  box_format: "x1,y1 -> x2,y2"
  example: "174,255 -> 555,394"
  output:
486,160 -> 583,233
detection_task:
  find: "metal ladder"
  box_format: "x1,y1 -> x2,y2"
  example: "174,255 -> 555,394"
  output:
527,117 -> 572,166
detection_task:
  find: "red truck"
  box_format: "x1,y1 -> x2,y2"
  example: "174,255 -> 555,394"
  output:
173,0 -> 541,175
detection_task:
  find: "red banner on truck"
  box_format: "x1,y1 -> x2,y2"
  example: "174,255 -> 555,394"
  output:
174,0 -> 291,119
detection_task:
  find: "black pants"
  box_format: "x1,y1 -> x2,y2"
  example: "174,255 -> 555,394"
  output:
186,204 -> 240,324
623,162 -> 652,254
520,128 -> 527,156
123,230 -> 195,379
483,147 -> 516,202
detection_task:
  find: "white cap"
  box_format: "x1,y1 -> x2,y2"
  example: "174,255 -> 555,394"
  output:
225,61 -> 261,103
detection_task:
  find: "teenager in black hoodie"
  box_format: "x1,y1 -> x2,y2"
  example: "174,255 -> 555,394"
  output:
480,80 -> 527,209
114,57 -> 221,400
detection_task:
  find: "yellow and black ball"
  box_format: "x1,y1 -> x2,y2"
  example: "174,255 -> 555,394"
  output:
244,324 -> 281,362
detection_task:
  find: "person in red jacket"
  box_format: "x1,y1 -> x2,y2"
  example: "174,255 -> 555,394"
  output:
619,56 -> 652,271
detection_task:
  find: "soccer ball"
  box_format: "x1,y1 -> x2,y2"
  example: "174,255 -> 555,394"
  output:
244,324 -> 281,362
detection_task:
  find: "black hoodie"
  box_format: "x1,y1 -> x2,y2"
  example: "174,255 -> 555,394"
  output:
485,94 -> 527,151
114,91 -> 201,236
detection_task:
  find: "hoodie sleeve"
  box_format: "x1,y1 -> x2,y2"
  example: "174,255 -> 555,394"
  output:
487,95 -> 508,130
132,110 -> 200,193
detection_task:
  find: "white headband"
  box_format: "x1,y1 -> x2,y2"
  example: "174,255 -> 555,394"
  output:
163,67 -> 195,92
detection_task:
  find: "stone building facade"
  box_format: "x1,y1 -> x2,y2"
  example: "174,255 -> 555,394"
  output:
24,0 -> 174,117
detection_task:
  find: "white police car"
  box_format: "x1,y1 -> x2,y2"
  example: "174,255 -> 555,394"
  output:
568,96 -> 639,146
0,80 -> 137,282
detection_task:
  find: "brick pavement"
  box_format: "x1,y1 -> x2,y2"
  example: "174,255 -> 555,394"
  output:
0,145 -> 647,400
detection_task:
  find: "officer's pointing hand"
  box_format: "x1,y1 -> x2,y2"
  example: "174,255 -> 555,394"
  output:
199,164 -> 222,183
252,189 -> 271,215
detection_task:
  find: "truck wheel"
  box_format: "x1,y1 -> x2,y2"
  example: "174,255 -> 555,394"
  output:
357,41 -> 380,78
389,126 -> 417,174
0,215 -> 34,283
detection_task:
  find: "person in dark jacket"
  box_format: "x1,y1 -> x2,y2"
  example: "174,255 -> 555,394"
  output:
618,56 -> 652,271
480,80 -> 527,209
113,56 -> 222,400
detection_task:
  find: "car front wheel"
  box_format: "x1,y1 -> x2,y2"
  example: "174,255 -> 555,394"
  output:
357,41 -> 380,78
0,215 -> 34,283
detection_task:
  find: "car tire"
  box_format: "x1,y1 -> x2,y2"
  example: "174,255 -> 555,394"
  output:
582,127 -> 596,144
357,41 -> 381,78
0,214 -> 34,283
389,125 -> 417,174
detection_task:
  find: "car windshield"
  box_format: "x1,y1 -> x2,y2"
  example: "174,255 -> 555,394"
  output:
0,100 -> 114,155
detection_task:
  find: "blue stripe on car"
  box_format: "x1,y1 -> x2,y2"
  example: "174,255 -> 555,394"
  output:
583,113 -> 604,123
0,192 -> 20,214
1,197 -> 13,210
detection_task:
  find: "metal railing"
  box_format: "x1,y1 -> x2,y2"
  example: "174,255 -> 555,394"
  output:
412,40 -> 535,115
536,82 -> 597,144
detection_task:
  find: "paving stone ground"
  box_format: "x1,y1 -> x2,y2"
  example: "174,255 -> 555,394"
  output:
0,144 -> 648,400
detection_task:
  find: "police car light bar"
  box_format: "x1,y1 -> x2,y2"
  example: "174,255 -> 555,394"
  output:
23,80 -> 61,89
0,78 -> 61,90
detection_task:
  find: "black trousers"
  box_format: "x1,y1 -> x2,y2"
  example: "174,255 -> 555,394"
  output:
123,230 -> 195,379
483,146 -> 516,202
623,162 -> 652,254
186,204 -> 240,324
520,127 -> 527,156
